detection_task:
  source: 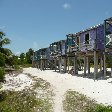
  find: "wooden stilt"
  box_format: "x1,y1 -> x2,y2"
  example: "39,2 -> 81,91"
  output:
103,51 -> 106,79
87,57 -> 90,75
100,56 -> 103,72
84,55 -> 87,76
59,57 -> 62,73
40,59 -> 42,70
75,55 -> 78,75
43,60 -> 45,70
55,58 -> 57,71
94,50 -> 98,80
67,56 -> 70,72
64,57 -> 67,73
73,56 -> 76,75
111,68 -> 112,77
45,59 -> 47,70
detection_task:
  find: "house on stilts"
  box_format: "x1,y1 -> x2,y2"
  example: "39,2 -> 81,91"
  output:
32,17 -> 112,80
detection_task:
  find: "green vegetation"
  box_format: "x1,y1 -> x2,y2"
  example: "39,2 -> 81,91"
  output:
0,31 -> 34,80
0,76 -> 54,112
0,67 -> 5,80
63,90 -> 112,112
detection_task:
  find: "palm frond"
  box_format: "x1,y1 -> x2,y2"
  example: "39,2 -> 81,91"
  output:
0,48 -> 12,56
0,31 -> 5,39
0,38 -> 11,47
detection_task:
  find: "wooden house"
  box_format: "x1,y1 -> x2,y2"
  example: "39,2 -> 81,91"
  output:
104,17 -> 112,50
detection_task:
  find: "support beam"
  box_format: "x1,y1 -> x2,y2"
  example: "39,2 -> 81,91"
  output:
75,55 -> 78,75
59,57 -> 62,73
94,51 -> 98,80
64,57 -> 67,73
84,55 -> 87,76
87,57 -> 90,75
44,59 -> 46,70
55,59 -> 57,71
73,56 -> 76,75
111,67 -> 112,77
103,51 -> 106,79
67,56 -> 70,72
40,59 -> 43,71
100,56 -> 103,72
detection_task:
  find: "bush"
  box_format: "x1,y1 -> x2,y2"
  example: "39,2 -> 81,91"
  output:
95,105 -> 112,112
0,53 -> 5,67
63,90 -> 112,112
0,67 -> 5,80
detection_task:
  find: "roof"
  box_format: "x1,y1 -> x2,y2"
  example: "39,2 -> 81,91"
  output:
67,24 -> 103,38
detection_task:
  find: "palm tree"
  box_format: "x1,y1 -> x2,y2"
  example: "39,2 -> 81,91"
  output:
0,31 -> 12,66
0,31 -> 11,49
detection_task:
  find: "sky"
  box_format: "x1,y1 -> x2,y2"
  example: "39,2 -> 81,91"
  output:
0,0 -> 112,55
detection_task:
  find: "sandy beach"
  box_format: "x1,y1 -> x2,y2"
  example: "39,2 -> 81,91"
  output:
1,67 -> 112,112
22,67 -> 112,112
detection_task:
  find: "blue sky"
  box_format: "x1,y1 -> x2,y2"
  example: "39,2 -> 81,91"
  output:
0,0 -> 112,55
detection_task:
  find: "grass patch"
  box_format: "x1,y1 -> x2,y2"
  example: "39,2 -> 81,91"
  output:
0,74 -> 54,112
0,67 -> 5,81
63,90 -> 112,112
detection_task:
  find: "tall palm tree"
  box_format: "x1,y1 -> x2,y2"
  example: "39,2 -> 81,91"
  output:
0,31 -> 11,49
0,31 -> 12,66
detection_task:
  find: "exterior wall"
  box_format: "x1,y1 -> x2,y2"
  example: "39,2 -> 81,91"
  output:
46,48 -> 52,60
61,41 -> 67,55
96,25 -> 104,50
36,51 -> 40,60
80,29 -> 96,51
105,24 -> 112,48
67,37 -> 76,52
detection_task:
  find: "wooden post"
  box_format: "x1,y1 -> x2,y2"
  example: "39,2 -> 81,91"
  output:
59,57 -> 62,73
111,68 -> 112,77
64,57 -> 67,73
73,56 -> 76,75
100,56 -> 103,72
38,60 -> 39,69
55,58 -> 57,71
84,55 -> 87,76
94,50 -> 98,80
67,56 -> 70,72
40,59 -> 42,70
103,51 -> 106,79
87,57 -> 90,75
44,59 -> 46,70
75,55 -> 78,75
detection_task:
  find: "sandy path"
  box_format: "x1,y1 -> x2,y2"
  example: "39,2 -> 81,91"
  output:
23,67 -> 112,112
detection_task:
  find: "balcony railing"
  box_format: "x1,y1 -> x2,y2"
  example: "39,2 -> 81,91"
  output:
80,40 -> 95,51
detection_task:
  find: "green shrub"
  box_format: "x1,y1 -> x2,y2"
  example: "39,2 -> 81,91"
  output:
95,105 -> 112,112
0,53 -> 5,67
0,67 -> 5,80
63,90 -> 112,112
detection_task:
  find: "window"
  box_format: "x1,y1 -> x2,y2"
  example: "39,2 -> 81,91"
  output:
76,36 -> 80,46
85,33 -> 89,44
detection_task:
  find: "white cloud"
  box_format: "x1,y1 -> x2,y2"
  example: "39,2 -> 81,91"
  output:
63,3 -> 71,9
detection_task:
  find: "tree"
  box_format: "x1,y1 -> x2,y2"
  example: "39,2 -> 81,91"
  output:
26,48 -> 34,64
0,31 -> 11,48
0,31 -> 12,66
19,53 -> 26,65
0,52 -> 5,67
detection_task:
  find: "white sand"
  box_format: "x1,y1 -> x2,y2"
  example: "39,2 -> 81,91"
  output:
23,67 -> 112,112
1,73 -> 33,91
1,68 -> 112,112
